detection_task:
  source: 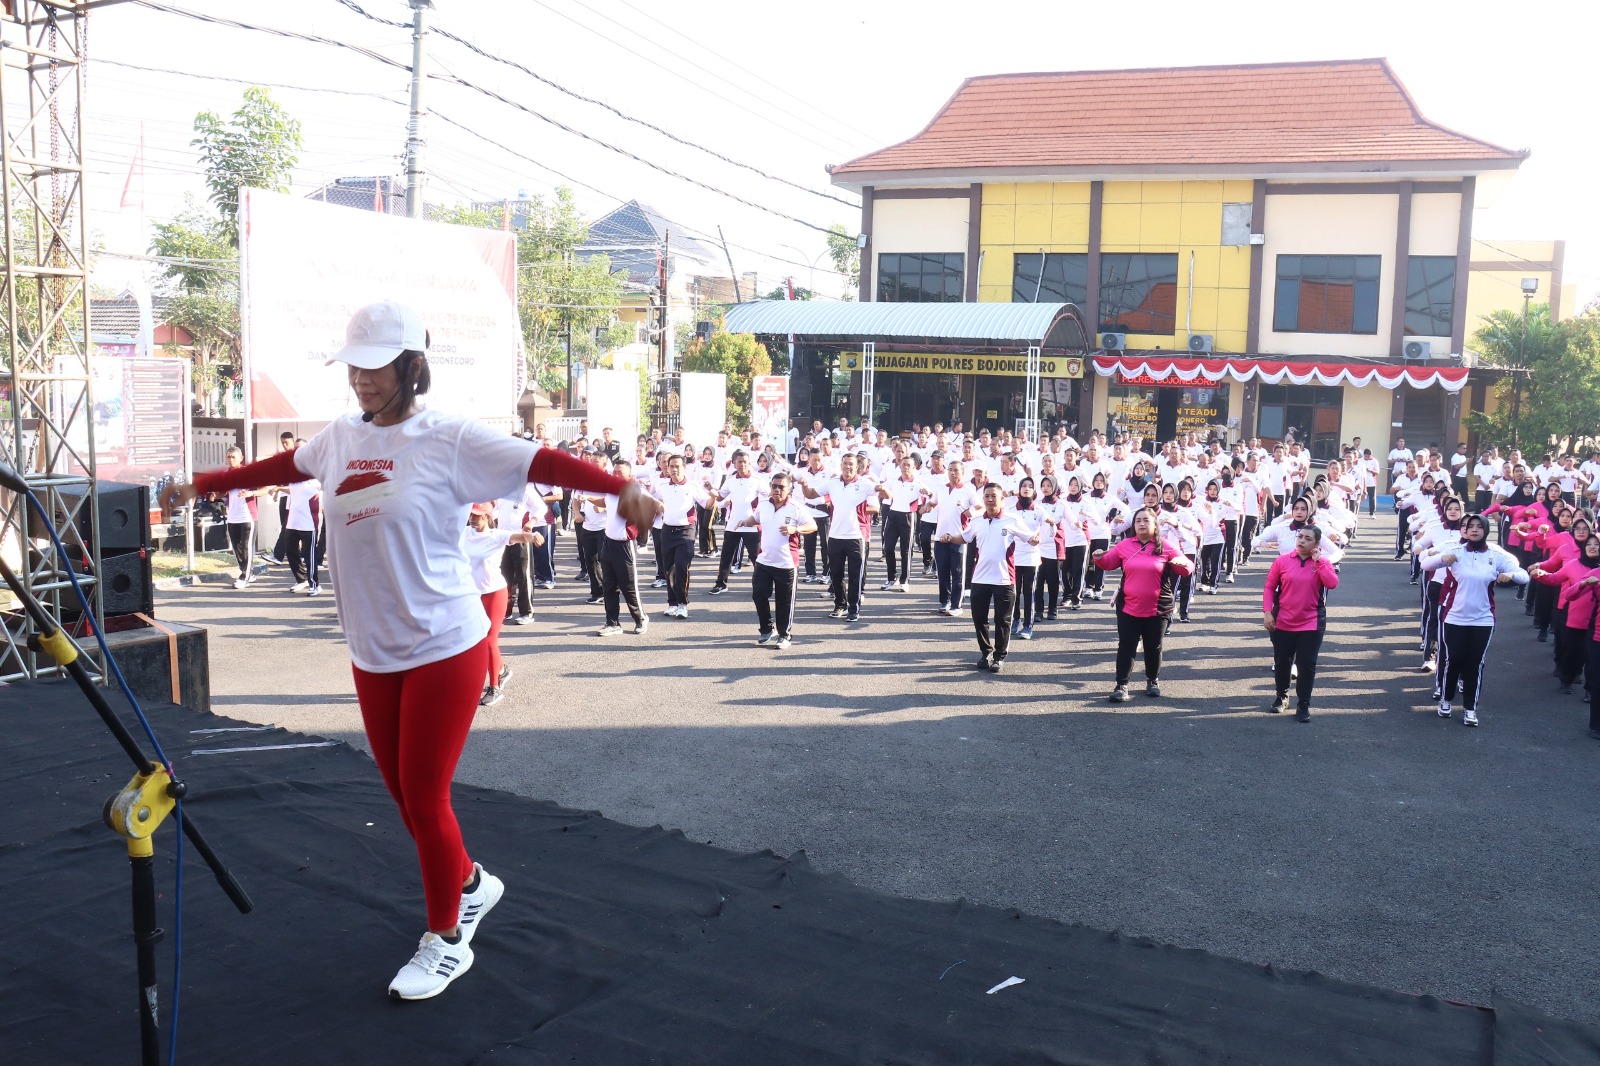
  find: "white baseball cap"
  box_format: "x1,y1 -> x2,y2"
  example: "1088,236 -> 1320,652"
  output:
328,301 -> 427,369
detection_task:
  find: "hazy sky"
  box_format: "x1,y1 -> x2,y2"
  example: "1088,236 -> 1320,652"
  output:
77,0 -> 1599,308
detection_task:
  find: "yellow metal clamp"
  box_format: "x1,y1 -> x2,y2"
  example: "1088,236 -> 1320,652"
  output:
34,628 -> 78,667
105,765 -> 176,860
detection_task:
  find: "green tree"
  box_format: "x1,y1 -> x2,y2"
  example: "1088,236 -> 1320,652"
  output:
436,188 -> 628,400
681,330 -> 772,427
762,284 -> 814,301
1464,302 -> 1599,453
826,223 -> 861,299
149,198 -> 241,412
193,87 -> 303,246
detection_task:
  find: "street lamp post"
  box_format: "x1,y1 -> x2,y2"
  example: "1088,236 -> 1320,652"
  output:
1513,277 -> 1539,449
777,243 -> 827,296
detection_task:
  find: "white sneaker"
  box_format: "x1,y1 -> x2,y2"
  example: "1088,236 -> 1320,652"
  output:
1463,709 -> 1479,727
774,636 -> 791,649
632,615 -> 649,635
387,931 -> 473,1000
456,863 -> 504,945
1438,700 -> 1452,718
233,578 -> 249,590
291,580 -> 310,593
1421,658 -> 1436,673
306,585 -> 322,598
597,623 -> 623,636
880,581 -> 896,591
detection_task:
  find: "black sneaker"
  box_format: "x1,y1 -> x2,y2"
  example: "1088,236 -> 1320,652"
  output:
1295,706 -> 1311,723
975,657 -> 992,670
987,659 -> 1002,674
1269,693 -> 1288,714
1146,681 -> 1162,698
1108,685 -> 1130,703
845,611 -> 859,622
709,585 -> 729,596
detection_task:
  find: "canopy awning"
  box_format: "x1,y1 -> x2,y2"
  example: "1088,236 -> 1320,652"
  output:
1091,354 -> 1469,394
723,300 -> 1086,350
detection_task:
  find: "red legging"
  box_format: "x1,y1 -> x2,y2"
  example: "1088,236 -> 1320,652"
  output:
352,638 -> 489,932
481,587 -> 508,687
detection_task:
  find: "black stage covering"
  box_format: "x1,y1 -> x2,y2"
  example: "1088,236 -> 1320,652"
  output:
6,680 -> 1597,1065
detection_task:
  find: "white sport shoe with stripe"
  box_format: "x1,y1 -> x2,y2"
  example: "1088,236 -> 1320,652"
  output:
388,932 -> 473,1000
457,863 -> 504,945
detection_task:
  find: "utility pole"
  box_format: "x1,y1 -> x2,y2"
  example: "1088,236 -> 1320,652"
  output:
718,225 -> 742,302
405,0 -> 434,218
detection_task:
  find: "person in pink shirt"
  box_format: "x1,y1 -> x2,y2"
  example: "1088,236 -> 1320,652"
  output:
1262,525 -> 1340,721
1543,534 -> 1600,696
1093,507 -> 1194,702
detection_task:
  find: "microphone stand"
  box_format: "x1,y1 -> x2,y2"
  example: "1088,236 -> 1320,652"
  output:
0,467 -> 252,1066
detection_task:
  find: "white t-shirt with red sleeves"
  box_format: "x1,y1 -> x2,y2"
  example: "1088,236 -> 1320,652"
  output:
754,498 -> 807,569
291,408 -> 537,673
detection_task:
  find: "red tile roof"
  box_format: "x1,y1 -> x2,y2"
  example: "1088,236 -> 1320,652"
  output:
831,60 -> 1523,180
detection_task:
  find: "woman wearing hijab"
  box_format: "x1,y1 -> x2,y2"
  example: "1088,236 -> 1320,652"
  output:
1420,514 -> 1529,726
1485,475 -> 1540,602
1094,506 -> 1194,702
1034,476 -> 1065,621
1008,477 -> 1050,640
1411,496 -> 1465,677
1057,474 -> 1093,611
1542,533 -> 1600,696
1083,472 -> 1115,601
1262,524 -> 1340,722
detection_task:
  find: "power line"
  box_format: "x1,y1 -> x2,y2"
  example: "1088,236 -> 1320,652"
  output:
519,0 -> 852,158
331,0 -> 857,209
128,0 -> 840,235
608,0 -> 885,147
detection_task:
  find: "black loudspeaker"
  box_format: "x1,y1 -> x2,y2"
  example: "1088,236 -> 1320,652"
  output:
29,480 -> 151,551
100,548 -> 155,617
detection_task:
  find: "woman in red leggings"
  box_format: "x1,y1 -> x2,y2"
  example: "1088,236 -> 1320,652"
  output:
165,301 -> 659,1000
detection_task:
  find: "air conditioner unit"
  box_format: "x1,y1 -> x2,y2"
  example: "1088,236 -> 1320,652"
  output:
1100,332 -> 1126,351
1188,333 -> 1214,354
1403,340 -> 1431,359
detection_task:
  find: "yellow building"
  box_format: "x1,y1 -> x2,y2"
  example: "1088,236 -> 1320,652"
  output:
825,58 -> 1526,458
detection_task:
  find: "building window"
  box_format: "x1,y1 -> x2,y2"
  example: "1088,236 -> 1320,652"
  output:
1013,253 -> 1088,306
877,253 -> 963,302
1405,256 -> 1456,337
1256,384 -> 1344,462
1100,253 -> 1179,335
1273,254 -> 1380,334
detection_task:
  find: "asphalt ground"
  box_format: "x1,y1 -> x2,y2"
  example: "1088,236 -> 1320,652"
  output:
155,516 -> 1600,1024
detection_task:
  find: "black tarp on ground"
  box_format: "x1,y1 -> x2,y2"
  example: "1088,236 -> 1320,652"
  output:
5,680 -> 1597,1065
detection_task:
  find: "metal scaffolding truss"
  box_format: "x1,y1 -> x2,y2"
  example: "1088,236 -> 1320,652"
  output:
0,0 -> 101,682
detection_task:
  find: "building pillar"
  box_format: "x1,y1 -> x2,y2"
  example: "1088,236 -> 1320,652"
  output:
1077,369 -> 1096,441
1245,179 -> 1267,354
858,187 -> 875,303
1448,177 -> 1476,355
965,183 -> 982,302
1389,181 -> 1413,357
1388,385 -> 1406,457
1085,182 -> 1103,341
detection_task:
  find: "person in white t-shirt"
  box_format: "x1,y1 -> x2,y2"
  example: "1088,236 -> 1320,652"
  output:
214,446 -> 265,589
165,301 -> 661,1003
799,452 -> 877,621
282,452 -> 323,596
962,483 -> 1038,672
463,502 -> 540,707
739,470 -> 815,648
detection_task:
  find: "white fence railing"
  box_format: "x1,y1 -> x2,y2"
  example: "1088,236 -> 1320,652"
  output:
192,426 -> 239,473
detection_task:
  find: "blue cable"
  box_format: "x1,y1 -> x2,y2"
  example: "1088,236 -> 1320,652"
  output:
28,488 -> 185,1064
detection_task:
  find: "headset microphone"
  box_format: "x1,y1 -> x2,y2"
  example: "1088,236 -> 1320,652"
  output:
361,411 -> 376,423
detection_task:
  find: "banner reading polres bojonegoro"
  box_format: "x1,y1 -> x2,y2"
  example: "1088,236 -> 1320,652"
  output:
240,189 -> 520,423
